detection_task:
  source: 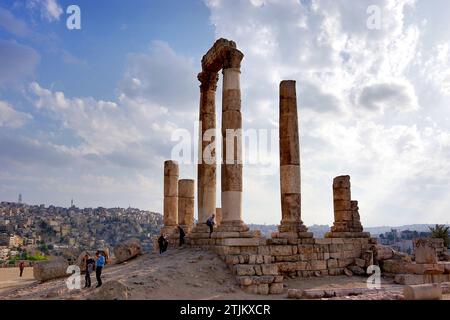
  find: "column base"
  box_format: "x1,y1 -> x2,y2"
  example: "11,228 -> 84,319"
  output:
325,231 -> 371,238
278,221 -> 309,233
215,220 -> 249,233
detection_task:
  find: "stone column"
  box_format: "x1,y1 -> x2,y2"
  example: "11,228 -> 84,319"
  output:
215,208 -> 222,226
221,48 -> 244,228
178,179 -> 195,231
197,71 -> 219,225
327,175 -> 369,238
331,175 -> 352,232
278,80 -> 308,235
163,160 -> 179,229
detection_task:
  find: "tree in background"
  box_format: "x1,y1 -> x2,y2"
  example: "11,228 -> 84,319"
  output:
429,224 -> 450,248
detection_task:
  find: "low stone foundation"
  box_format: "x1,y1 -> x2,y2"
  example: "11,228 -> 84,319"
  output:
186,230 -> 375,294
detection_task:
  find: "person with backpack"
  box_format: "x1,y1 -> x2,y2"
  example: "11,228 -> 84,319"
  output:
206,214 -> 216,238
95,251 -> 105,288
178,226 -> 186,247
84,253 -> 95,288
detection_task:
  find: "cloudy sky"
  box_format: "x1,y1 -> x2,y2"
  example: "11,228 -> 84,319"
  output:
0,0 -> 449,227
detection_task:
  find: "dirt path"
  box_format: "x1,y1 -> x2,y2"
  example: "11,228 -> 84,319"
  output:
0,267 -> 36,295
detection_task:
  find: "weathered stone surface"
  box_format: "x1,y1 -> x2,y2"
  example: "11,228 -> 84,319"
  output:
261,264 -> 279,275
222,238 -> 264,247
287,289 -> 303,299
269,283 -> 284,294
414,238 -> 438,264
348,265 -> 366,276
383,260 -> 444,275
113,238 -> 142,263
404,284 -> 442,300
33,258 -> 69,282
91,280 -> 128,300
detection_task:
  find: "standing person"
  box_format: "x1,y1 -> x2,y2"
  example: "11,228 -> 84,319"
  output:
158,233 -> 166,254
95,251 -> 105,288
19,261 -> 25,277
206,214 -> 215,238
84,253 -> 95,288
178,226 -> 186,247
163,233 -> 169,252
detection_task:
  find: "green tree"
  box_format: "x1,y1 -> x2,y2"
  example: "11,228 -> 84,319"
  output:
429,224 -> 450,248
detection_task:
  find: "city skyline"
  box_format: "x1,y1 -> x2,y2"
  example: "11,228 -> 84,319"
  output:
1,0 -> 450,226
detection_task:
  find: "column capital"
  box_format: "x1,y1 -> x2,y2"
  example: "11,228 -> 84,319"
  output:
223,48 -> 244,70
198,71 -> 219,92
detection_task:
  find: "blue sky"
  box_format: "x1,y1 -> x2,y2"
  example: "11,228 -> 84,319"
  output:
1,0 -> 450,226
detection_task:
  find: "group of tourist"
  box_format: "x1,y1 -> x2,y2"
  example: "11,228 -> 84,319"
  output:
83,251 -> 106,288
157,213 -> 216,254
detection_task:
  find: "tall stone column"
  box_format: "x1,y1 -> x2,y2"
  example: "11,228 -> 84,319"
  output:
277,80 -> 309,237
163,160 -> 179,232
215,208 -> 222,226
197,71 -> 219,225
178,179 -> 195,232
221,48 -> 245,228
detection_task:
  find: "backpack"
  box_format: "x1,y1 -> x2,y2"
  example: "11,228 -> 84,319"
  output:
87,262 -> 94,273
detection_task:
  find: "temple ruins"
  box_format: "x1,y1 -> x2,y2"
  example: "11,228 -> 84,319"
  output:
157,39 -> 450,295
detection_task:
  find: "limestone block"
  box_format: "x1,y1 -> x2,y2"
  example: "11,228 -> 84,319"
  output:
241,284 -> 258,295
221,164 -> 242,191
163,197 -> 178,226
236,276 -> 253,286
257,284 -> 270,295
280,194 -> 300,220
333,175 -> 350,189
310,260 -> 327,270
333,200 -> 352,212
223,68 -> 241,91
287,289 -> 303,299
269,283 -> 284,294
178,179 -> 195,197
164,160 -> 179,176
279,134 -> 300,166
404,284 -> 442,300
223,238 -> 264,247
261,264 -> 279,275
314,238 -> 332,245
164,175 -> 178,197
414,239 -> 438,264
222,89 -> 241,112
234,265 -> 256,276
113,238 -> 142,264
374,244 -> 395,261
33,258 -> 69,282
334,210 -> 353,222
91,280 -> 128,300
333,187 -> 351,201
327,259 -> 338,268
270,245 -> 294,256
280,165 -> 300,194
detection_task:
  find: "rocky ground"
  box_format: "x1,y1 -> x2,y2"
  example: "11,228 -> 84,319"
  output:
0,247 -> 449,300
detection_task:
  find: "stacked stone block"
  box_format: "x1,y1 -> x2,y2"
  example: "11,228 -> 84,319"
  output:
326,176 -> 369,238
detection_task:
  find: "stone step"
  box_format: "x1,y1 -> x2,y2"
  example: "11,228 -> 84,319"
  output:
217,237 -> 267,247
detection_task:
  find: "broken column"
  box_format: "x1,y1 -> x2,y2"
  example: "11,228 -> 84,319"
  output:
326,175 -> 369,238
197,72 -> 219,227
163,160 -> 179,234
178,179 -> 195,232
219,47 -> 246,231
275,80 -> 310,238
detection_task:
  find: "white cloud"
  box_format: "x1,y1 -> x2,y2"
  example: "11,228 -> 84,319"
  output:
204,0 -> 450,225
27,0 -> 63,22
0,101 -> 32,128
